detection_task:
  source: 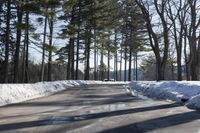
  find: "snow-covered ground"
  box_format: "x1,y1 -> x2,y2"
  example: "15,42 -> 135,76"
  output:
0,80 -> 127,107
128,81 -> 200,110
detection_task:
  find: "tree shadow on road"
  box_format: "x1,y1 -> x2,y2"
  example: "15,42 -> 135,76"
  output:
2,94 -> 140,108
96,110 -> 200,133
0,103 -> 184,132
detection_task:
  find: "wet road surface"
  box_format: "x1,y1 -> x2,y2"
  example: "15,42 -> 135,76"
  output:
0,84 -> 200,133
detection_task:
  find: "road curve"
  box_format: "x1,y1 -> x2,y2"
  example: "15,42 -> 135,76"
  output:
0,84 -> 200,133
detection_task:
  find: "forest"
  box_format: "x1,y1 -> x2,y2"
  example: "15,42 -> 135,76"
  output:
0,0 -> 200,83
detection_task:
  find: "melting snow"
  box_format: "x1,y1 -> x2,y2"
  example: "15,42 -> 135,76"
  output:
128,81 -> 200,110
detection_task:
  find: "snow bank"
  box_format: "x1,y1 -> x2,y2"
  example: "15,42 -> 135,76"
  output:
0,80 -> 127,107
128,81 -> 200,110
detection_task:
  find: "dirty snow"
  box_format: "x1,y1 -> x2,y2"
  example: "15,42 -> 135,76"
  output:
0,80 -> 127,107
128,81 -> 200,110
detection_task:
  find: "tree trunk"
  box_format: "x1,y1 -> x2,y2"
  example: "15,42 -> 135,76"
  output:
96,48 -> 99,80
75,0 -> 81,80
94,30 -> 97,80
188,1 -> 198,81
120,43 -> 122,81
189,32 -> 198,80
133,53 -> 136,80
107,49 -> 110,80
47,15 -> 54,81
84,29 -> 92,80
184,34 -> 190,80
124,43 -> 127,82
177,49 -> 182,81
114,52 -> 118,81
22,34 -> 26,82
67,41 -> 71,80
25,11 -> 29,83
135,52 -> 138,81
128,48 -> 132,81
100,43 -> 104,81
168,1 -> 183,81
75,31 -> 80,80
171,62 -> 175,80
114,30 -> 118,81
156,62 -> 165,81
67,7 -> 75,80
14,6 -> 23,83
67,37 -> 75,80
177,24 -> 183,81
197,35 -> 200,79
71,37 -> 75,80
4,0 -> 11,83
40,16 -> 47,82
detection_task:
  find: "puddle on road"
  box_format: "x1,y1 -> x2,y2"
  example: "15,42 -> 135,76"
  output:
50,117 -> 72,124
102,104 -> 126,111
87,103 -> 130,114
40,103 -> 129,125
41,115 -> 88,125
82,100 -> 98,105
40,90 -> 153,126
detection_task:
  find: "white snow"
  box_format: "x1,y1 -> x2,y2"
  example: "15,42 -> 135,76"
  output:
128,81 -> 200,110
0,80 -> 127,107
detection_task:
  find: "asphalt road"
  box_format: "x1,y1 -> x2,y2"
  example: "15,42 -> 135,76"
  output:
0,84 -> 200,133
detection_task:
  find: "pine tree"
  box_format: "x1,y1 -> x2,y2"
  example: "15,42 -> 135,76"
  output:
4,0 -> 11,83
13,1 -> 23,83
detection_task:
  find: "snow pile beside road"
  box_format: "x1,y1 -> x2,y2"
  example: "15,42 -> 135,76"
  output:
0,80 -> 84,106
0,80 -> 127,107
128,81 -> 200,110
